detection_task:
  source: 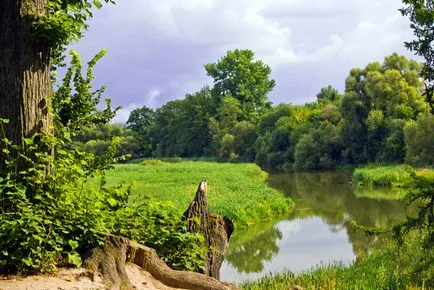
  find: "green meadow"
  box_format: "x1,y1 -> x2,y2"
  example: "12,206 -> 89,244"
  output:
101,160 -> 293,229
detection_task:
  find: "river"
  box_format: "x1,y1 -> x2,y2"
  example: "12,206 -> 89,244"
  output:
220,171 -> 413,283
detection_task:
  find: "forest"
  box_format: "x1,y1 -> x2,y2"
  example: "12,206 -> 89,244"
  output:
75,51 -> 434,171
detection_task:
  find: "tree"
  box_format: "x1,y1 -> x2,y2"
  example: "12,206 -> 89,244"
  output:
205,49 -> 275,123
404,113 -> 434,167
127,106 -> 155,133
400,0 -> 434,113
231,121 -> 257,162
151,87 -> 213,157
0,0 -> 112,153
316,85 -> 341,102
127,106 -> 155,156
341,53 -> 427,163
294,123 -> 342,170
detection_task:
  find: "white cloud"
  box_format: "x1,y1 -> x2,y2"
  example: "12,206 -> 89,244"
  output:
111,104 -> 138,124
75,0 -> 416,107
110,89 -> 162,124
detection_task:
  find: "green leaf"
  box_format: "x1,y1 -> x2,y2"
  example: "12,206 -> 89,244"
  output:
23,138 -> 34,145
67,252 -> 82,267
107,197 -> 117,207
0,118 -> 9,124
68,240 -> 79,250
22,257 -> 33,267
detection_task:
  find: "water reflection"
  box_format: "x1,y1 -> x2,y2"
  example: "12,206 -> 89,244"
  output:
225,222 -> 282,273
221,172 -> 415,282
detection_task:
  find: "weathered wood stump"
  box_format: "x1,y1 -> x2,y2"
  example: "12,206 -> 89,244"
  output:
83,234 -> 238,290
183,180 -> 234,280
128,240 -> 238,290
83,235 -> 133,290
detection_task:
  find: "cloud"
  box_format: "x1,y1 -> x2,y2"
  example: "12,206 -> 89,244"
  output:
110,89 -> 162,124
72,0 -> 417,108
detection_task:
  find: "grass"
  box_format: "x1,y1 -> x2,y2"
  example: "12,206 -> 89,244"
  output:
240,246 -> 419,290
353,164 -> 416,187
100,160 -> 293,229
353,186 -> 410,200
352,164 -> 434,199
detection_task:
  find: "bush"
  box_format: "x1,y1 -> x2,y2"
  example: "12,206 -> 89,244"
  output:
0,52 -> 205,274
142,159 -> 166,166
0,132 -> 126,273
293,123 -> 342,170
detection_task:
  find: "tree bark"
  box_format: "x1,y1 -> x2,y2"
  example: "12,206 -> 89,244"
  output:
183,181 -> 234,280
0,0 -> 52,158
83,234 -> 238,290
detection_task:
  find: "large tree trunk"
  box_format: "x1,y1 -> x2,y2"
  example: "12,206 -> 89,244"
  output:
0,0 -> 52,153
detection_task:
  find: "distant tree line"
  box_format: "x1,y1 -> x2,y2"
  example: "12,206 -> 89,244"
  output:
73,50 -> 434,169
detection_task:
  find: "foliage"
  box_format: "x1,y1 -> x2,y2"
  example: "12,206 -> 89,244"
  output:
293,122 -> 342,170
231,121 -> 257,162
391,175 -> 434,287
404,112 -> 434,167
126,106 -> 156,157
32,0 -> 114,66
400,0 -> 434,113
151,87 -> 213,158
117,52 -> 432,172
316,85 -> 341,102
205,49 -> 275,123
52,50 -> 118,134
352,163 -> 434,286
68,123 -> 142,159
0,50 -> 123,273
94,161 -> 293,230
341,53 -> 426,164
0,53 -> 205,274
113,200 -> 206,272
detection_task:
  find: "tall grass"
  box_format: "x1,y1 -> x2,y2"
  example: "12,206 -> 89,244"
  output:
353,164 -> 416,187
240,247 -> 410,290
352,164 -> 434,199
100,161 -> 293,229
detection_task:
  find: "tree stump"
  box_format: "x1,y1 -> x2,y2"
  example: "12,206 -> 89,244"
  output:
183,180 -> 234,280
83,234 -> 238,290
83,234 -> 133,290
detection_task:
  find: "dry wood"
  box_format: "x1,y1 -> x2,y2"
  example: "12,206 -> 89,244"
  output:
183,180 -> 234,280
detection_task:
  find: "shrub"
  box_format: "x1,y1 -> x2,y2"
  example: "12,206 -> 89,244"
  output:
142,159 -> 166,166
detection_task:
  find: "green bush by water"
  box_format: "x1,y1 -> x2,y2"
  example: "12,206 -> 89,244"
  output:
101,161 -> 293,229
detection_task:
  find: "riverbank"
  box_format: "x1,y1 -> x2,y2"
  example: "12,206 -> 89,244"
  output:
352,164 -> 434,199
102,161 -> 293,229
239,243 -> 425,290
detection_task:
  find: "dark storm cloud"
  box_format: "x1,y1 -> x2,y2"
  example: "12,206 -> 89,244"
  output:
68,0 -> 418,123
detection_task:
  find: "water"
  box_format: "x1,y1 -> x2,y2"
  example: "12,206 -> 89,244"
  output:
220,171 -> 413,283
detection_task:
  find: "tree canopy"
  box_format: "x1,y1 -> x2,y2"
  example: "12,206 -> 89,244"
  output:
400,0 -> 434,112
205,49 -> 275,123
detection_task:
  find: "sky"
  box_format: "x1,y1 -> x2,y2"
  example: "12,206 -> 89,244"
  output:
69,0 -> 417,123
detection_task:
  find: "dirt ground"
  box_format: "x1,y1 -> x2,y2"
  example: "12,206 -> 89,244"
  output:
0,263 -> 186,290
